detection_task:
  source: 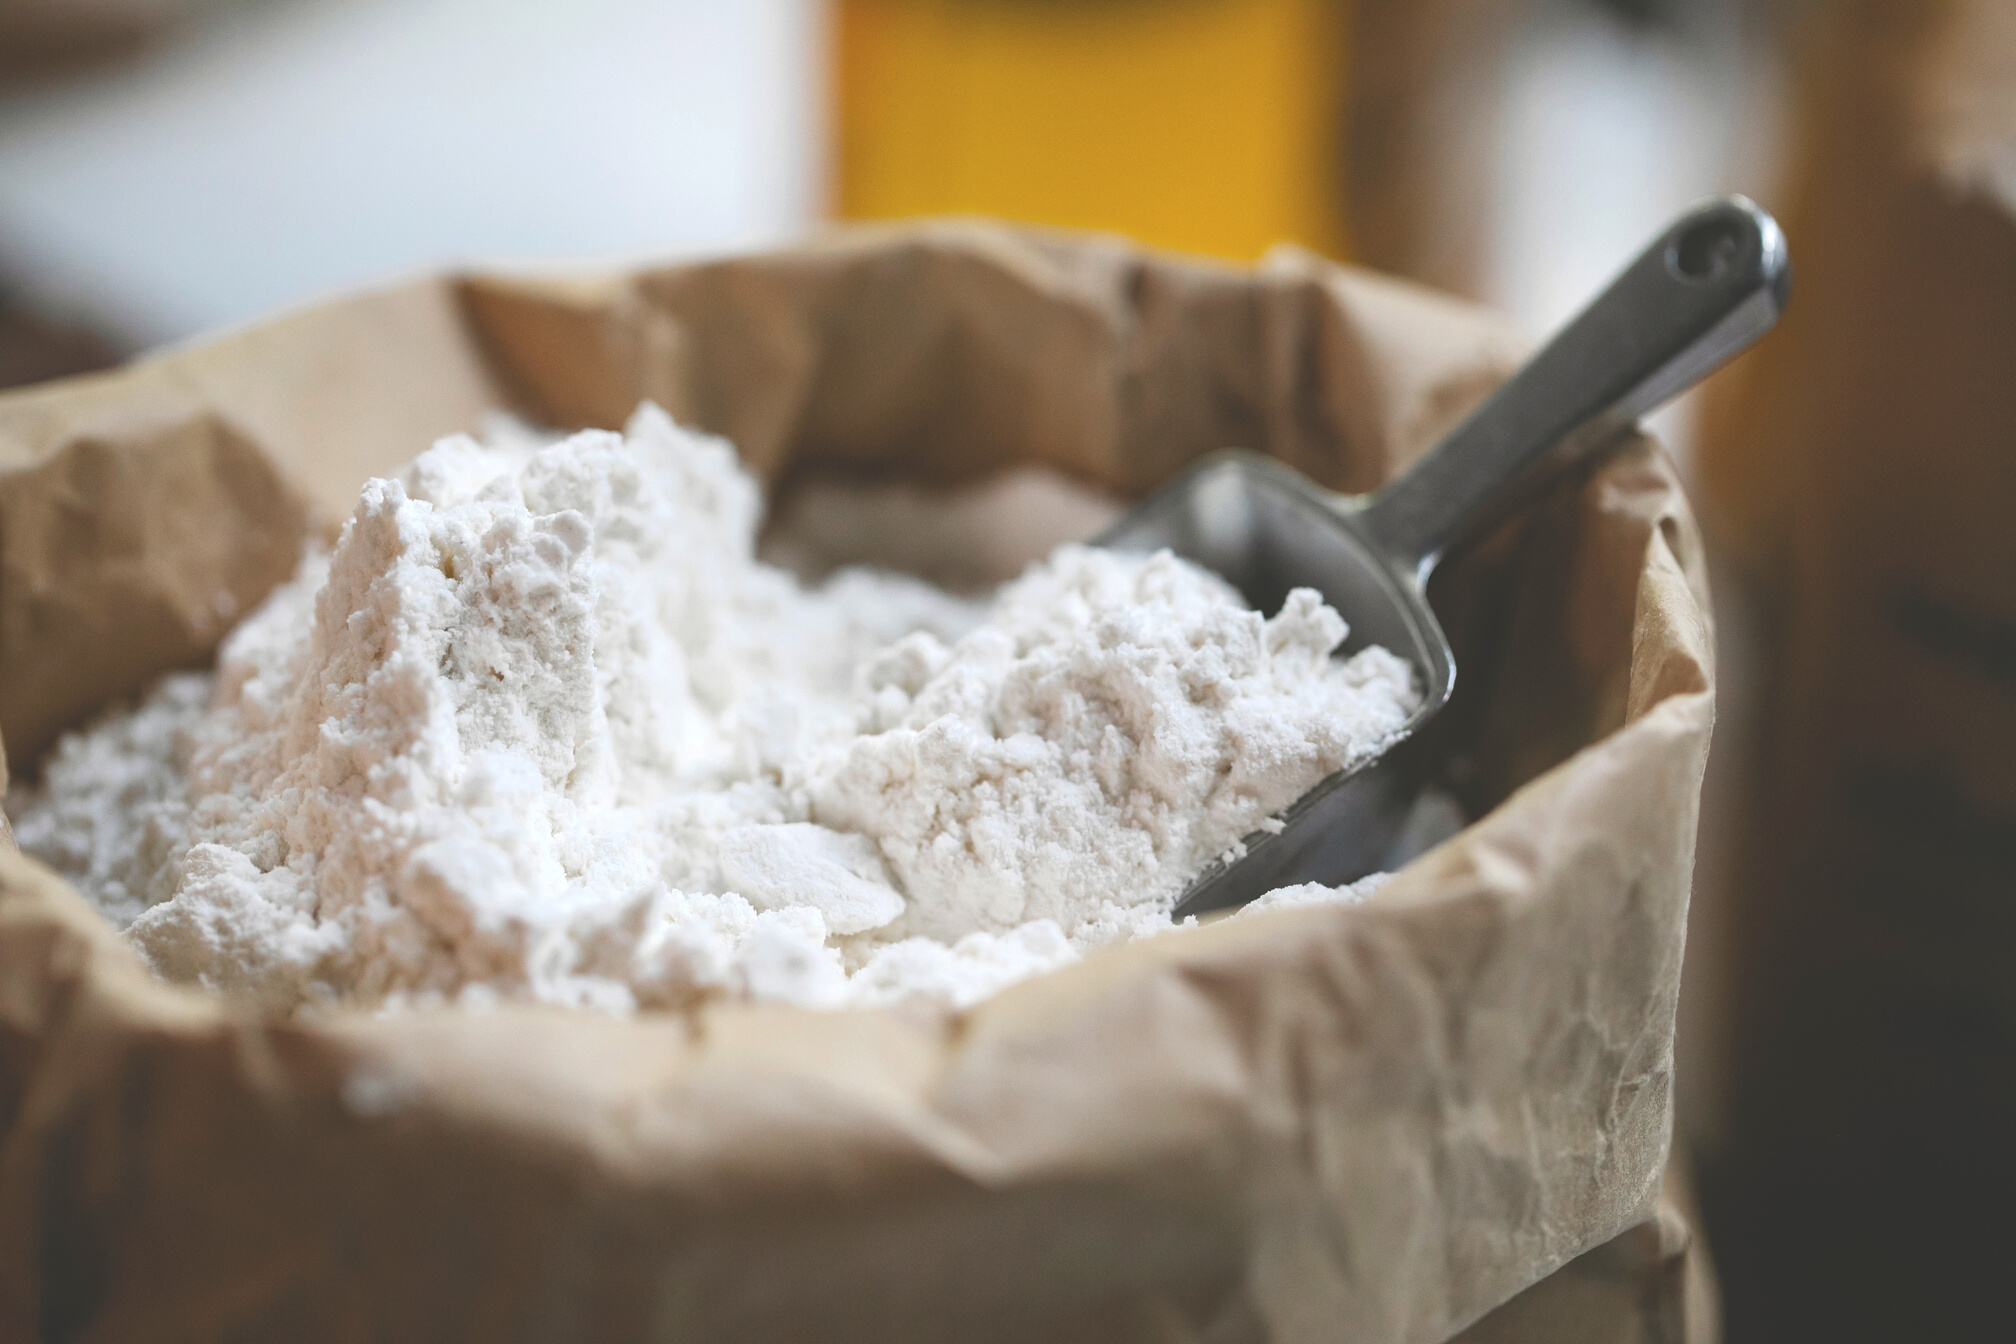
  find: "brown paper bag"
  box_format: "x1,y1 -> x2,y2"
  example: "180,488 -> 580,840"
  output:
1456,1160 -> 1718,1344
0,223 -> 1713,1343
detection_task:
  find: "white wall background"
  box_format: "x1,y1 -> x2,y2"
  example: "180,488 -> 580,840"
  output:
0,0 -> 826,347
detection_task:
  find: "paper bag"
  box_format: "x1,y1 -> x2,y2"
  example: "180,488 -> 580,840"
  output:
1455,1160 -> 1718,1344
0,223 -> 1713,1343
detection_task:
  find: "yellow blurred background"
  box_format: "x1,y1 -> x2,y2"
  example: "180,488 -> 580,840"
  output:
834,0 -> 1350,260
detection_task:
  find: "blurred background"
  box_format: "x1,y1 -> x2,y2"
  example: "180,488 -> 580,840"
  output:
3,1 -> 2011,1339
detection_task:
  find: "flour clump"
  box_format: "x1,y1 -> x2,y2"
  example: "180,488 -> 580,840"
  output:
9,405 -> 1420,1012
815,551 -> 1415,941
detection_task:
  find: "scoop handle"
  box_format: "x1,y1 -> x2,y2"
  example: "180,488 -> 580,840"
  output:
1360,195 -> 1790,576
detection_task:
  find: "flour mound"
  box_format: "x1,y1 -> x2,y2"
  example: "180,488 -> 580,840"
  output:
815,548 -> 1416,941
9,405 -> 1421,1013
1238,872 -> 1393,915
9,673 -> 204,929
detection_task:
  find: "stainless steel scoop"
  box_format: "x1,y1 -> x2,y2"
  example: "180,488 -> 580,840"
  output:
1098,196 -> 1791,917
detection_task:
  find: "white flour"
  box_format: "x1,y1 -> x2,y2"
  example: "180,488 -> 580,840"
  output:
9,405 -> 1420,1013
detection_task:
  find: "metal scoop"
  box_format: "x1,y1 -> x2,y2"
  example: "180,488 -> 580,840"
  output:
1098,196 -> 1791,917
